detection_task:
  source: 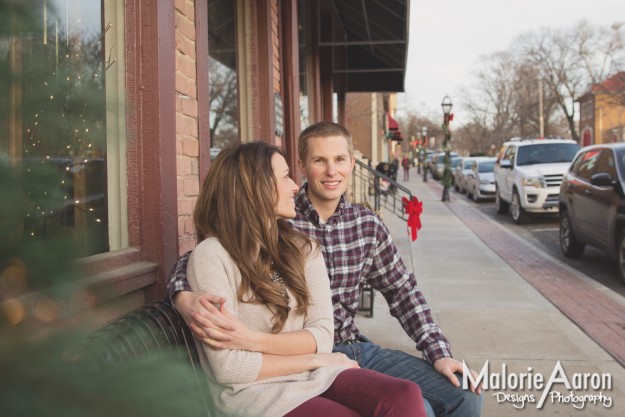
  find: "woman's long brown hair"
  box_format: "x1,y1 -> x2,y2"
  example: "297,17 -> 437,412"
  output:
193,141 -> 311,333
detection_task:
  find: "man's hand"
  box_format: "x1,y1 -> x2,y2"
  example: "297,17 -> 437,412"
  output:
433,357 -> 482,395
173,291 -> 226,340
192,299 -> 259,351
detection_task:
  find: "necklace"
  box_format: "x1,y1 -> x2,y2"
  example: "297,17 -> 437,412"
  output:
269,270 -> 291,309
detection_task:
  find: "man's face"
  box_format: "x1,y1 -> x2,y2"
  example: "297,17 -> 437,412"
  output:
299,135 -> 355,208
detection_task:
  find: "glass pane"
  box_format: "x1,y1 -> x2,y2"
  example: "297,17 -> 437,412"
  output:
298,1 -> 309,128
208,0 -> 238,154
1,0 -> 109,256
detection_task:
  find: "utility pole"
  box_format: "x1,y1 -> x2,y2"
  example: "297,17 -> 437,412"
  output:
539,78 -> 544,138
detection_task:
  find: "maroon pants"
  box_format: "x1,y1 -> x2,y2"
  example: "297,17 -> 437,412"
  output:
284,368 -> 426,417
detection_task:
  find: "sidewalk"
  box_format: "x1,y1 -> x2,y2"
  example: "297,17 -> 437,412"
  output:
354,171 -> 625,416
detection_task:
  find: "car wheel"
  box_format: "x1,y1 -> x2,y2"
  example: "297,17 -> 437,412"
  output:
472,186 -> 479,202
510,190 -> 528,224
559,211 -> 584,258
618,229 -> 625,284
495,186 -> 509,214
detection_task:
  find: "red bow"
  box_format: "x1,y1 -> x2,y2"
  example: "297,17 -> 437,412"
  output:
402,196 -> 423,241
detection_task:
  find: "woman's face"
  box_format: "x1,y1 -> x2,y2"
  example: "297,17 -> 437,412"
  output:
272,153 -> 299,219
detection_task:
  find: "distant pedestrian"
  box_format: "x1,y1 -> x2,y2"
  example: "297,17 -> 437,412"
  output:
402,156 -> 411,181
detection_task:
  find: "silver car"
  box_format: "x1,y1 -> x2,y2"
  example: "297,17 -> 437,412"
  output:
454,157 -> 479,193
466,157 -> 497,201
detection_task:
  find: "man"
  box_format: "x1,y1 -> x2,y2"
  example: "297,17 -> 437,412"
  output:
169,121 -> 482,417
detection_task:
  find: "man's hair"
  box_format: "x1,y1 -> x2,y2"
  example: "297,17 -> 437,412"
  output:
298,121 -> 354,162
193,141 -> 311,332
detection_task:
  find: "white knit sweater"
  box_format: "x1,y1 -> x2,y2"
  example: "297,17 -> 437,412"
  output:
187,237 -> 347,417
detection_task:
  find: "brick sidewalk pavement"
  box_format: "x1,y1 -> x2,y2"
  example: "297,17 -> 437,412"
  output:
426,181 -> 625,369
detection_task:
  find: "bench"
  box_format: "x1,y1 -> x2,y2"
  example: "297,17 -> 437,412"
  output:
359,284 -> 375,318
80,291 -> 375,415
79,298 -> 215,416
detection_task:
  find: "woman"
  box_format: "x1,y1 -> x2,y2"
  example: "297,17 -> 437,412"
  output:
188,141 -> 426,417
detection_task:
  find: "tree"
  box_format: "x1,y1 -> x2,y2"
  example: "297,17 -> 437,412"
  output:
518,21 -> 625,142
208,56 -> 238,149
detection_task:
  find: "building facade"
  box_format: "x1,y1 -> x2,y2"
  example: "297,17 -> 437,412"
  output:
578,72 -> 625,146
1,0 -> 409,323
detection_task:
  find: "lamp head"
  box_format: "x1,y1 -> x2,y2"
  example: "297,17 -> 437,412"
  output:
441,95 -> 453,115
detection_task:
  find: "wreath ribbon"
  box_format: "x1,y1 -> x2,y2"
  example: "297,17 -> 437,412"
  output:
402,196 -> 422,241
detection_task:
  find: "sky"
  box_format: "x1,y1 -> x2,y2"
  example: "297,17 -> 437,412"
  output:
398,0 -> 625,125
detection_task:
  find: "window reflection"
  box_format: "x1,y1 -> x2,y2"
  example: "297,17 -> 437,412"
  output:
207,0 -> 238,151
1,0 -> 109,256
298,1 -> 310,129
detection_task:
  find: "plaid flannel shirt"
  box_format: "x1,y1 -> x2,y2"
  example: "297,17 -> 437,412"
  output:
166,183 -> 452,363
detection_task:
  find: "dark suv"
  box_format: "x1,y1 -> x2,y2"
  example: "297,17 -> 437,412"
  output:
558,143 -> 625,282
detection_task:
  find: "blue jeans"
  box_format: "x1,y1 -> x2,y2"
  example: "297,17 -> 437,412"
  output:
333,340 -> 482,417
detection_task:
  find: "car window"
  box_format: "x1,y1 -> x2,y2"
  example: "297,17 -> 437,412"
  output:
502,146 -> 516,163
574,150 -> 600,181
516,143 -> 579,166
595,150 -> 617,180
478,161 -> 496,172
463,160 -> 473,169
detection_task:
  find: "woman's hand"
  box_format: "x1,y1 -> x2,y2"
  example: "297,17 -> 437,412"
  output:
312,352 -> 360,369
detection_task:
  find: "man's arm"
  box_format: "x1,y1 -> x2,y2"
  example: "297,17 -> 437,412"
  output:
366,216 -> 453,363
366,217 -> 486,391
166,250 -> 193,303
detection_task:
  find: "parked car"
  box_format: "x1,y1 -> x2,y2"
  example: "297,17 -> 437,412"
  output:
494,138 -> 580,224
558,143 -> 625,282
454,157 -> 479,193
466,157 -> 497,201
430,152 -> 459,180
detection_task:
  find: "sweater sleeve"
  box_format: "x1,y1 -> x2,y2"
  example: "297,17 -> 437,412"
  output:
301,244 -> 335,353
187,240 -> 262,384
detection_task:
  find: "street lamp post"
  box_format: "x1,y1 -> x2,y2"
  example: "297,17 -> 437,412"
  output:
441,95 -> 453,202
421,126 -> 428,182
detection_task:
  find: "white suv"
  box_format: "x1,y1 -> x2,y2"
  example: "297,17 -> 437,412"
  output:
494,138 -> 580,224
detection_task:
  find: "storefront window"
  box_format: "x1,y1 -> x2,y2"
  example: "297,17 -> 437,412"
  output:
298,1 -> 310,129
1,0 -> 125,257
207,0 -> 238,153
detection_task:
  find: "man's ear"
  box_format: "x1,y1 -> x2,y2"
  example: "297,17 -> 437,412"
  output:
350,156 -> 356,171
298,159 -> 306,177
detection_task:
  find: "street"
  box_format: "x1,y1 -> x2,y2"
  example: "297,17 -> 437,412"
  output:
450,189 -> 625,299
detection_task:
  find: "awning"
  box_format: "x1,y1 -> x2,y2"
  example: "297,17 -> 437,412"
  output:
386,113 -> 403,141
322,0 -> 409,93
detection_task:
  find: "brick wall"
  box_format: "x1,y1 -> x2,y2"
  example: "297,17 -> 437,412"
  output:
174,0 -> 199,255
346,93 -> 374,160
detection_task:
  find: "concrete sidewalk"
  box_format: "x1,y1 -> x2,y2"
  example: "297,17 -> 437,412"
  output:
354,172 -> 625,416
